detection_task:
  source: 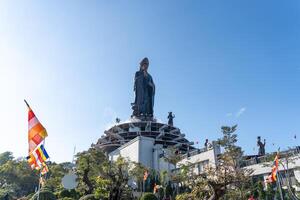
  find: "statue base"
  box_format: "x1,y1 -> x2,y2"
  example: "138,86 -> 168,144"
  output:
131,114 -> 154,122
95,118 -> 194,154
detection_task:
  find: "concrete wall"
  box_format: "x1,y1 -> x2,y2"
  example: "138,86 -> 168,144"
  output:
109,136 -> 155,168
109,136 -> 177,172
243,155 -> 300,177
138,136 -> 155,168
243,155 -> 300,191
109,137 -> 141,163
177,143 -> 220,175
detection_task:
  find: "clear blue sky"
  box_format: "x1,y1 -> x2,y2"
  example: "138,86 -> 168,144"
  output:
0,1 -> 299,163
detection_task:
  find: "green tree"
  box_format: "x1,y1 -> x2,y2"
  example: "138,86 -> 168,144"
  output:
175,193 -> 191,200
76,147 -> 107,195
101,157 -> 133,200
31,187 -> 57,200
265,183 -> 275,200
257,181 -> 266,199
0,152 -> 14,165
174,125 -> 253,200
94,176 -> 110,200
75,149 -> 133,200
140,192 -> 158,200
44,162 -> 69,193
163,147 -> 182,168
129,162 -> 148,191
0,154 -> 38,198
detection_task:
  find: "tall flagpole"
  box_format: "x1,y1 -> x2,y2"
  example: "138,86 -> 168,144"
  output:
37,139 -> 46,200
37,170 -> 42,200
276,172 -> 284,200
24,99 -> 30,109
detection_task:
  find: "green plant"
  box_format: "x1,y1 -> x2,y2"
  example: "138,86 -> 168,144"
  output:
58,189 -> 79,199
78,194 -> 97,200
165,182 -> 173,198
175,193 -> 191,200
30,189 -> 56,200
140,193 -> 158,200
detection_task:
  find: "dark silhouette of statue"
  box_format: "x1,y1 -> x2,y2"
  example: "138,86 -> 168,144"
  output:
132,57 -> 155,118
168,112 -> 175,126
257,136 -> 266,156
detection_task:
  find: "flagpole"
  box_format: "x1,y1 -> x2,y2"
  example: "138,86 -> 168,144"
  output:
276,149 -> 284,200
277,171 -> 284,200
37,170 -> 42,200
37,139 -> 46,200
24,99 -> 30,109
279,159 -> 300,200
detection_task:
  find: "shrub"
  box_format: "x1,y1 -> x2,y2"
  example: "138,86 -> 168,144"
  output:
79,194 -> 97,200
58,198 -> 73,200
30,189 -> 56,200
60,189 -> 71,197
175,193 -> 191,200
140,193 -> 158,200
58,189 -> 79,199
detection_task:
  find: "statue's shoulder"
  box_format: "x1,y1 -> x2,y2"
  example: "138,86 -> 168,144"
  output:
135,71 -> 143,77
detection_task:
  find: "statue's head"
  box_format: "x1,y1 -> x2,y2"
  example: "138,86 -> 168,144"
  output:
257,136 -> 261,141
140,57 -> 149,71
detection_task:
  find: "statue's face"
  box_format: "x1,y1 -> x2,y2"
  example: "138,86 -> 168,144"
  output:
141,64 -> 148,71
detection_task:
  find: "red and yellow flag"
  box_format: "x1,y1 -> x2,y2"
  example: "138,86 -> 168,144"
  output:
25,100 -> 48,153
266,152 -> 280,183
41,163 -> 49,175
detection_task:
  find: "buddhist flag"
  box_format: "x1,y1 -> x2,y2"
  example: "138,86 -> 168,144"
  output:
26,144 -> 49,170
41,163 -> 49,175
25,100 -> 48,153
266,152 -> 279,183
26,154 -> 40,170
34,144 -> 49,162
274,153 -> 279,168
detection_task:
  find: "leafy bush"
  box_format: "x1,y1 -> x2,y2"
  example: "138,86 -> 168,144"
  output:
140,193 -> 158,200
30,189 -> 56,200
79,194 -> 97,200
0,192 -> 13,200
59,189 -> 79,199
58,198 -> 73,200
60,189 -> 71,197
165,182 -> 173,198
175,193 -> 191,200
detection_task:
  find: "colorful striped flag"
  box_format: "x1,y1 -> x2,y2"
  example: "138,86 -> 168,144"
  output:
41,163 -> 49,175
266,152 -> 279,183
26,144 -> 50,170
25,100 -> 48,153
26,154 -> 39,170
25,100 -> 50,176
36,144 -> 49,161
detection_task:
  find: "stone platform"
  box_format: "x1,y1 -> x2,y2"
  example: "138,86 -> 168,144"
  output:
95,117 -> 194,154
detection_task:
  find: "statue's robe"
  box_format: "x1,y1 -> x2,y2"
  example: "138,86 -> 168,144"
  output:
258,141 -> 265,156
133,70 -> 155,116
